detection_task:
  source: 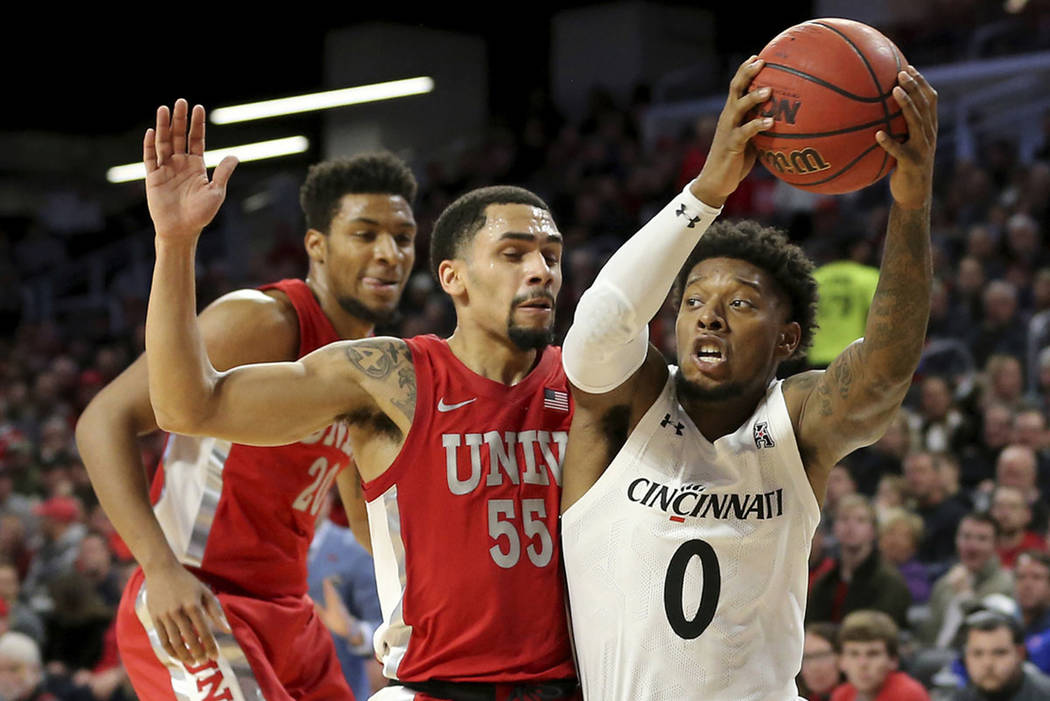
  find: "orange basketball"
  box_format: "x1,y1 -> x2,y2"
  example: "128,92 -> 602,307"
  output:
748,18 -> 908,195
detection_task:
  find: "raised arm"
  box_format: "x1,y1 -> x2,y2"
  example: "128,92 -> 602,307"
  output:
143,100 -> 412,446
789,66 -> 938,495
562,56 -> 771,401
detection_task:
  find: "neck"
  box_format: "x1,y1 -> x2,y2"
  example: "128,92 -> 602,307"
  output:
1023,604 -> 1048,628
840,542 -> 873,578
998,529 -> 1024,549
680,378 -> 771,443
305,273 -> 375,340
446,324 -> 540,385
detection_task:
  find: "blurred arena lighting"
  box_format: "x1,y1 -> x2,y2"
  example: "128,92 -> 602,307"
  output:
1005,0 -> 1029,12
208,76 -> 435,124
106,136 -> 311,183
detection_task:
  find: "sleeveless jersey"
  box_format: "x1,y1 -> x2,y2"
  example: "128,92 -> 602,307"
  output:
150,278 -> 352,598
562,368 -> 820,701
363,335 -> 576,683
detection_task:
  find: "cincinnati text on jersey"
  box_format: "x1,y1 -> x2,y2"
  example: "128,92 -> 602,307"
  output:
627,477 -> 785,521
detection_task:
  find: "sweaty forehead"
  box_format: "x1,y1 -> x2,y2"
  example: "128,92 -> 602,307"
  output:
478,203 -> 559,240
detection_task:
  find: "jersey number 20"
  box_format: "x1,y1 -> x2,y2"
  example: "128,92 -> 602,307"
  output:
663,539 -> 721,639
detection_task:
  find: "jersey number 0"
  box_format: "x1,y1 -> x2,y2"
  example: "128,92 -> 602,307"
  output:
663,539 -> 721,639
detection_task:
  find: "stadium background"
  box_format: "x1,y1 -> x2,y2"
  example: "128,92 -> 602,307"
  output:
3,1 -> 1050,698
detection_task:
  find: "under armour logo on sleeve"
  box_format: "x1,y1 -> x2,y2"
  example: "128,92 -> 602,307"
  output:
675,203 -> 701,228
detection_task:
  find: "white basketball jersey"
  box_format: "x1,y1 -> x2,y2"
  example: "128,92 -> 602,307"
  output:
562,368 -> 820,701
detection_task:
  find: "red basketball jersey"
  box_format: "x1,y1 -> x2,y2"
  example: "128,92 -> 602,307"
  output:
364,335 -> 576,683
149,278 -> 351,598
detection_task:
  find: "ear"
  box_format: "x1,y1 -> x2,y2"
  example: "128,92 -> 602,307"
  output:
776,321 -> 802,360
438,259 -> 466,298
304,229 -> 327,265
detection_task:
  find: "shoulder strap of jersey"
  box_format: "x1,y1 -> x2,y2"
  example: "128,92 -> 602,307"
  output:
361,335 -> 437,498
258,279 -> 340,356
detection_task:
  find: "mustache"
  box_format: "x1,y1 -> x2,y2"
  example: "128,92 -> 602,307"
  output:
510,290 -> 556,307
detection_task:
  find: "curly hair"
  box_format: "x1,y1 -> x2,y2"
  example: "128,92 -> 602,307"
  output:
299,152 -> 417,233
429,185 -> 551,280
672,219 -> 819,359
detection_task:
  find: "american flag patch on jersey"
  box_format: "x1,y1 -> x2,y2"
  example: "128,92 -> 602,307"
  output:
543,388 -> 569,412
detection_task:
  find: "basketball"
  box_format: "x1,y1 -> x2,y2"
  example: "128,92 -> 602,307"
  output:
748,18 -> 909,195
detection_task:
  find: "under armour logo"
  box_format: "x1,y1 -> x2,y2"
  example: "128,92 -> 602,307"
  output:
675,203 -> 701,228
661,413 -> 685,436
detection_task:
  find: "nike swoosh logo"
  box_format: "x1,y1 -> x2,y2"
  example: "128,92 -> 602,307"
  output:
437,397 -> 477,412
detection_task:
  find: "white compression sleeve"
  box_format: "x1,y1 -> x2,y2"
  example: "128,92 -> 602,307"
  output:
563,183 -> 722,393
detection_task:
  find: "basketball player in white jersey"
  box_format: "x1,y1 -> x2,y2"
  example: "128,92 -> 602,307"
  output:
559,57 -> 938,700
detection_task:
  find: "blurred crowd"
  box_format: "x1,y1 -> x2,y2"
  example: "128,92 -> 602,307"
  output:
4,36 -> 1050,701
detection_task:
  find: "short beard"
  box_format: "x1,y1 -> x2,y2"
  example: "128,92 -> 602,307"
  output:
508,325 -> 553,351
337,295 -> 401,327
675,369 -> 745,403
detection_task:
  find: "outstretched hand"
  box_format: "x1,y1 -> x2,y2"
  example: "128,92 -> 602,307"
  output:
691,56 -> 773,207
876,66 -> 937,210
145,99 -> 238,240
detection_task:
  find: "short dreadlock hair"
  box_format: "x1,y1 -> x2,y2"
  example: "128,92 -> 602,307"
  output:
672,220 -> 818,359
299,152 -> 417,233
429,185 -> 551,280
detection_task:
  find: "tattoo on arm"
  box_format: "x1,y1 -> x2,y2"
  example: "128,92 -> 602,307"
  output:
391,366 -> 416,419
344,340 -> 410,380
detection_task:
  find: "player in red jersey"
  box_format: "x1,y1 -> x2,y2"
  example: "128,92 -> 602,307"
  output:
142,100 -> 577,700
76,132 -> 418,699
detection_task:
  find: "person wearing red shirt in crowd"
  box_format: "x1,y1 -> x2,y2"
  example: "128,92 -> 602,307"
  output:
991,485 -> 1047,568
832,610 -> 929,701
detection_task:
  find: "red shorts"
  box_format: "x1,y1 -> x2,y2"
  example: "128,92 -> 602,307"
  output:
116,567 -> 354,700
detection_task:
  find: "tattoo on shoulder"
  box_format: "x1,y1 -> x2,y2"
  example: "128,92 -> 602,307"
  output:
345,340 -> 411,380
391,365 -> 416,419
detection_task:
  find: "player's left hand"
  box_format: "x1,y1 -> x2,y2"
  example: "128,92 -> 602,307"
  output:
876,66 -> 937,210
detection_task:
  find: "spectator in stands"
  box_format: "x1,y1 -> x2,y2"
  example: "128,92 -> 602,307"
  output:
831,610 -> 929,701
20,496 -> 84,612
990,486 -> 1047,569
0,631 -> 57,701
800,622 -> 841,701
809,522 -> 836,590
308,497 -> 383,700
1010,409 -> 1050,498
0,563 -> 43,646
969,283 -> 1027,370
823,464 -> 858,527
1015,551 -> 1050,675
912,376 -> 971,454
937,452 -> 972,510
879,507 -> 932,604
808,495 -> 911,628
961,403 -> 1015,488
994,445 -> 1049,532
905,451 -> 970,565
920,513 -> 1016,648
952,257 -> 986,327
849,411 -> 913,497
954,611 -> 1050,700
1028,299 -> 1050,393
982,355 -> 1027,412
874,475 -> 908,523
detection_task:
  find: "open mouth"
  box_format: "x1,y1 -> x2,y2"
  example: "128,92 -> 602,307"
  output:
692,337 -> 726,365
516,298 -> 553,311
